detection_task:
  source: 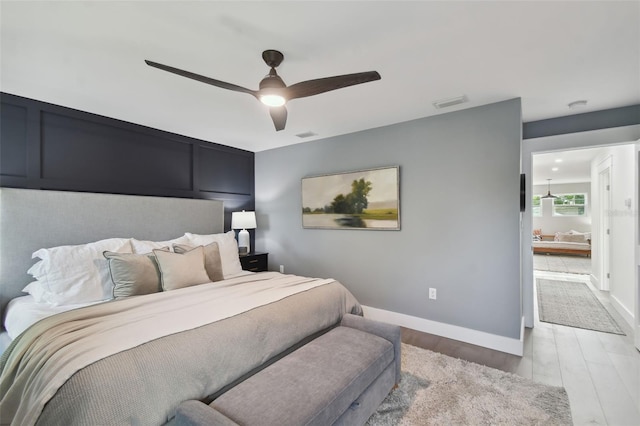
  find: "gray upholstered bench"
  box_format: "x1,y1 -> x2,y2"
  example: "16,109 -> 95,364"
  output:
174,314 -> 401,426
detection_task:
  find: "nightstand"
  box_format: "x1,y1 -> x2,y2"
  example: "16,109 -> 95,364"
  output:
239,252 -> 268,272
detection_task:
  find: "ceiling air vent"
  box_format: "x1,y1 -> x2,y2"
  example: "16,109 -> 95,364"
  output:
295,131 -> 317,139
433,95 -> 468,110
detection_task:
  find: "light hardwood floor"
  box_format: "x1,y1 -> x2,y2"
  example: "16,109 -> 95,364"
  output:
401,270 -> 640,425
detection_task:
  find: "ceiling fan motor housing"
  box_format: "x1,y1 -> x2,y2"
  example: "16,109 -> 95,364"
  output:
262,49 -> 284,68
259,69 -> 286,91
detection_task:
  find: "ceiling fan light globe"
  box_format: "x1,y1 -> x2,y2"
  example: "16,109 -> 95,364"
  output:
260,94 -> 286,107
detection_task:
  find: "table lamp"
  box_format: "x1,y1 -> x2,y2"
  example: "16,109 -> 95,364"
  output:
231,210 -> 256,254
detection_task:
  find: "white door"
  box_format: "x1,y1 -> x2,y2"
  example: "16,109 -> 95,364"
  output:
635,141 -> 640,351
599,167 -> 612,291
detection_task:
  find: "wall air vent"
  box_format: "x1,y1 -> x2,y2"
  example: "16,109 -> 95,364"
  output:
433,95 -> 468,109
295,131 -> 318,138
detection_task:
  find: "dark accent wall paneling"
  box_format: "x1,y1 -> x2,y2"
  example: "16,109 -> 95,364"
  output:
0,103 -> 28,179
40,111 -> 194,191
0,92 -> 255,232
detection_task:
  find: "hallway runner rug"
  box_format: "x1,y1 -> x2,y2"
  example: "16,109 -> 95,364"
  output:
537,279 -> 624,335
367,343 -> 572,425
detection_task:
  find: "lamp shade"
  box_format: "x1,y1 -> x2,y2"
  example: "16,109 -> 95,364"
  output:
231,211 -> 257,230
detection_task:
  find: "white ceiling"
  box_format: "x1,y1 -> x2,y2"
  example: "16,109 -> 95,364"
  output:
1,1 -> 638,152
532,147 -> 610,186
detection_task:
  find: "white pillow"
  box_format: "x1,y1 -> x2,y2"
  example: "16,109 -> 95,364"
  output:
31,238 -> 133,305
185,231 -> 242,278
27,260 -> 46,279
22,281 -> 48,303
26,260 -> 62,305
131,235 -> 190,253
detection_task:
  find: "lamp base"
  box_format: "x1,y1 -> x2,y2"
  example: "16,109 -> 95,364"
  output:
238,229 -> 250,254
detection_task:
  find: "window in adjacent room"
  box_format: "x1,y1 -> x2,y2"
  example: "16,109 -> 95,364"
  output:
552,193 -> 587,216
532,195 -> 542,217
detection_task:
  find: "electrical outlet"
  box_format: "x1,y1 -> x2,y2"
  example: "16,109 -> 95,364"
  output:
279,265 -> 285,273
429,288 -> 437,300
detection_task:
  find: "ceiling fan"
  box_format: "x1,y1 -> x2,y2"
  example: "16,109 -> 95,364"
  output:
145,50 -> 381,131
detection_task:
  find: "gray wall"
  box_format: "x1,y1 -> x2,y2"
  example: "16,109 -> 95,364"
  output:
255,99 -> 522,339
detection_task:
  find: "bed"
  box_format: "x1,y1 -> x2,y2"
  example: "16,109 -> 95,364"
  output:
532,231 -> 591,257
0,188 -> 362,426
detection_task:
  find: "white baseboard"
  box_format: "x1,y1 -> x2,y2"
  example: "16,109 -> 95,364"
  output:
590,274 -> 600,288
610,294 -> 634,328
362,305 -> 524,356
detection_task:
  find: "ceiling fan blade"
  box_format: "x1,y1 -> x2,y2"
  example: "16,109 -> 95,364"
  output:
285,71 -> 381,100
269,106 -> 287,131
145,60 -> 257,97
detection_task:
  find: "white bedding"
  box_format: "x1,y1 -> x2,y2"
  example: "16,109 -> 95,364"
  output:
4,295 -> 101,340
532,241 -> 591,251
3,270 -> 256,341
0,332 -> 11,356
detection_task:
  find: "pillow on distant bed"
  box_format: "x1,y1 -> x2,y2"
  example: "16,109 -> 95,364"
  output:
154,246 -> 211,291
556,232 -> 587,243
184,231 -> 242,278
173,242 -> 224,282
569,230 -> 591,241
131,234 -> 190,253
103,249 -> 168,298
29,238 -> 133,305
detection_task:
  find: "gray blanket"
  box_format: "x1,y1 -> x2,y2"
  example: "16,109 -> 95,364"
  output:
1,276 -> 361,425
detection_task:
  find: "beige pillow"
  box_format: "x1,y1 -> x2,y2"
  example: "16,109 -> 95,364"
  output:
557,233 -> 587,243
154,246 -> 211,291
103,249 -> 167,298
173,242 -> 224,282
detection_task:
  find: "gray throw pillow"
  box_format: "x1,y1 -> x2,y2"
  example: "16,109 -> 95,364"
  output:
173,242 -> 224,282
154,246 -> 211,291
103,249 -> 167,298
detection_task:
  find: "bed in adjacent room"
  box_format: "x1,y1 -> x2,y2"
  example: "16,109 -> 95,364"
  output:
532,230 -> 591,257
0,188 -> 363,426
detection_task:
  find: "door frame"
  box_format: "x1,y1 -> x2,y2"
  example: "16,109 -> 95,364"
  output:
521,125 -> 640,328
596,157 -> 612,291
634,140 -> 640,351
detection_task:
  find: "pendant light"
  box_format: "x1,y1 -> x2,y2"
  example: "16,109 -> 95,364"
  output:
541,179 -> 558,199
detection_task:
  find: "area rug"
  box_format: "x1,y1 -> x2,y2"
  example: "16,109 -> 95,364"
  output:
367,343 -> 572,426
537,279 -> 624,335
533,254 -> 591,275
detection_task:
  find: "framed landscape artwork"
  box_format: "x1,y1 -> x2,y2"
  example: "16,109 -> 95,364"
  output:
302,166 -> 400,230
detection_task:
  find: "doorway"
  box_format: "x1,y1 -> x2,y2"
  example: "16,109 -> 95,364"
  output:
522,127 -> 640,333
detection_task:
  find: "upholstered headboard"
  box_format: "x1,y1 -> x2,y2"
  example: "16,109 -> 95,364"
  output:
0,188 -> 225,319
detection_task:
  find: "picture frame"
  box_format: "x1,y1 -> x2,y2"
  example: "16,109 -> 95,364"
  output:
301,166 -> 400,230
